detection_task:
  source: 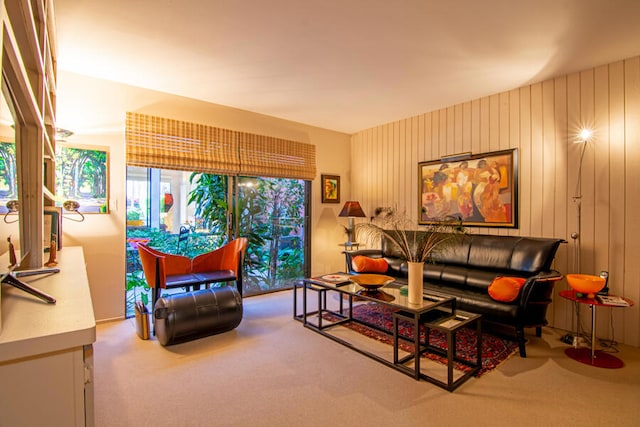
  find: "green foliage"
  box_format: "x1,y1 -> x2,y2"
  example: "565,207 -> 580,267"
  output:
124,173 -> 307,317
188,173 -> 228,234
187,174 -> 306,293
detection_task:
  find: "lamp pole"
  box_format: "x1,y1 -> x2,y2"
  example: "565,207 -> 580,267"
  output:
571,133 -> 589,274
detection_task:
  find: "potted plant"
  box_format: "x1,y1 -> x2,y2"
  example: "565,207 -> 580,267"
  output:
356,209 -> 465,304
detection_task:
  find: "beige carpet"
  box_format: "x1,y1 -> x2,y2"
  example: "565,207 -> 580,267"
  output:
94,290 -> 640,427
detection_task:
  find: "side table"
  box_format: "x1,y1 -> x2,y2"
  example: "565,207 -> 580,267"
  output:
339,242 -> 361,270
559,290 -> 634,368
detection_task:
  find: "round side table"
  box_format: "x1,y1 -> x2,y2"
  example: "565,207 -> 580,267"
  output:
559,290 -> 634,368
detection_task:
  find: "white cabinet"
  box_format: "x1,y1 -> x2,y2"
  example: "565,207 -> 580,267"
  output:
0,247 -> 96,426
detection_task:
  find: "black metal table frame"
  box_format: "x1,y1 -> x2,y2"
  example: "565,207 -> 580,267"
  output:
393,307 -> 482,391
293,279 -> 480,391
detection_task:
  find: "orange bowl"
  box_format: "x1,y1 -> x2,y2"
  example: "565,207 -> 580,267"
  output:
566,274 -> 605,298
351,274 -> 395,290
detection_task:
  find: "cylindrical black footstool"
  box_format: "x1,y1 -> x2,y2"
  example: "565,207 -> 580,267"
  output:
154,286 -> 242,346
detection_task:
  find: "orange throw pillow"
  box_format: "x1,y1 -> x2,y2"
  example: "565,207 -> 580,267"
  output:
488,276 -> 526,302
351,255 -> 388,273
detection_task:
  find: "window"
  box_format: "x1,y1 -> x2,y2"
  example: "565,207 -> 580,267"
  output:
125,168 -> 309,317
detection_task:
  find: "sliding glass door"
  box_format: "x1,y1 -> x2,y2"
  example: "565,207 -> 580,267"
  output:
236,176 -> 309,295
125,168 -> 309,316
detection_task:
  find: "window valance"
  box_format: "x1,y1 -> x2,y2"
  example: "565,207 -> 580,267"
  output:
126,112 -> 316,180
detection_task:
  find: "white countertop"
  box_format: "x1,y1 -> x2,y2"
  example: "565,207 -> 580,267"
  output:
0,246 -> 96,362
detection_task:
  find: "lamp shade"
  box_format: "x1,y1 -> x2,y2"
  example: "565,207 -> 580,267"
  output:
339,201 -> 366,218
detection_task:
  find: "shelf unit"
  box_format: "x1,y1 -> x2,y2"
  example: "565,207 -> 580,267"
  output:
1,0 -> 57,267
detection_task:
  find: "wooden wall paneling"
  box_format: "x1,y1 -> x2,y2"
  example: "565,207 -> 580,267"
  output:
508,89 -> 520,237
519,86 -> 532,236
417,114 -> 425,162
410,116 -> 418,221
395,120 -> 413,214
425,111 -> 433,161
552,76 -> 570,329
480,96 -> 490,154
350,56 -> 639,345
362,128 -> 372,209
393,121 -> 399,210
440,107 -> 457,156
541,80 -> 556,239
381,123 -> 388,208
431,110 -> 440,160
499,92 -> 510,151
489,94 -> 500,153
350,132 -> 357,197
453,104 -> 462,154
367,127 -> 374,208
529,83 -> 544,237
593,64 -> 612,337
390,122 -> 397,209
439,108 -> 447,158
471,99 -> 481,154
462,101 -> 472,153
623,57 -> 640,346
607,60 -> 627,341
382,123 -> 389,208
365,128 -> 372,205
400,120 -> 406,214
363,129 -> 370,203
380,124 -> 393,210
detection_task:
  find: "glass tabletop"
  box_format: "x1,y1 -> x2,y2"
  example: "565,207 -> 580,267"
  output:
304,276 -> 454,314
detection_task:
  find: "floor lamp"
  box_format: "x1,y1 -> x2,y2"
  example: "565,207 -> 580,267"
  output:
565,128 -> 592,346
570,128 -> 592,274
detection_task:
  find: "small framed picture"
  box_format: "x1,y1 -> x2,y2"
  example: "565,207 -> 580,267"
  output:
321,174 -> 340,203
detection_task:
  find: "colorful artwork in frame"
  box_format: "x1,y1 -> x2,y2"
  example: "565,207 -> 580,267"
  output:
321,174 -> 340,203
418,148 -> 518,228
55,144 -> 109,213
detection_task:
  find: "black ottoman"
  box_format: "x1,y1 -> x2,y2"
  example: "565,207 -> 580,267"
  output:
153,286 -> 242,346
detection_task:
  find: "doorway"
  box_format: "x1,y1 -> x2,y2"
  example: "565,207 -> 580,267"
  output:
125,167 -> 309,317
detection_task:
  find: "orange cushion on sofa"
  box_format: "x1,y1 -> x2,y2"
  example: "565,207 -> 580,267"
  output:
488,276 -> 526,302
351,255 -> 389,273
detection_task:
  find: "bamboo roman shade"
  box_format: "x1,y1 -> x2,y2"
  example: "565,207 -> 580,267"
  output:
126,112 -> 316,180
238,132 -> 316,179
126,112 -> 239,174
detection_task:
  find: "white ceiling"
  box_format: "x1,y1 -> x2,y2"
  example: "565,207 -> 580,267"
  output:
55,0 -> 640,134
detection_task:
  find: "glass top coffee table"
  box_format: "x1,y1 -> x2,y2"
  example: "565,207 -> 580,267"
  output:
294,274 -> 482,391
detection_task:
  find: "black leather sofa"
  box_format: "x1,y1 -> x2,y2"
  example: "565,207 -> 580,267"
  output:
344,233 -> 565,357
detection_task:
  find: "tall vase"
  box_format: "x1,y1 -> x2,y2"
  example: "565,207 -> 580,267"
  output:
407,261 -> 425,304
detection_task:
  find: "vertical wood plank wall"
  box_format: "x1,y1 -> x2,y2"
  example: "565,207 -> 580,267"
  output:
350,56 -> 640,346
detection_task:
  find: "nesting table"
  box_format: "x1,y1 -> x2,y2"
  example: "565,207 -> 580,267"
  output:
294,275 -> 482,391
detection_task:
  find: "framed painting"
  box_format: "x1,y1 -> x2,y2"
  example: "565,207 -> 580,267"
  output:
56,144 -> 109,213
321,174 -> 340,203
418,148 -> 518,228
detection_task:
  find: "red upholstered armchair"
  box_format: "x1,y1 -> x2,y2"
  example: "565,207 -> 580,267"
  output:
138,237 -> 248,309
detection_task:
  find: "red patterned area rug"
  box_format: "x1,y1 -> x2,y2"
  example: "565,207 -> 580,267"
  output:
328,302 -> 519,377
